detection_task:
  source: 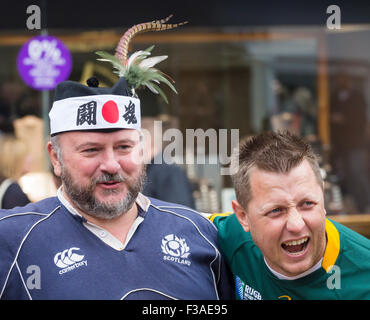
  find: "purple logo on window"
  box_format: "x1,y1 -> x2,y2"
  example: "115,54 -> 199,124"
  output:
17,35 -> 72,91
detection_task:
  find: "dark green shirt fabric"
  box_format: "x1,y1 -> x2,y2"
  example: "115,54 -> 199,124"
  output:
211,214 -> 370,300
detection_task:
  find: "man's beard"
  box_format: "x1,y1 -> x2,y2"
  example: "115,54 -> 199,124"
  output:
61,166 -> 146,220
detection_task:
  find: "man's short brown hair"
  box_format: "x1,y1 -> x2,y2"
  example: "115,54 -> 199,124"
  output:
231,130 -> 323,209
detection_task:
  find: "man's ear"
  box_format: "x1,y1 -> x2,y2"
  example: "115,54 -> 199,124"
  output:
47,141 -> 62,177
232,200 -> 250,232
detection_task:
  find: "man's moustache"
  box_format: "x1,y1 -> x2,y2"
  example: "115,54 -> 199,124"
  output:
94,174 -> 125,184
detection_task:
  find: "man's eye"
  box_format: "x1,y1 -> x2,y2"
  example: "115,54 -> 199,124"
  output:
301,201 -> 315,209
268,207 -> 283,216
83,148 -> 98,153
117,145 -> 131,151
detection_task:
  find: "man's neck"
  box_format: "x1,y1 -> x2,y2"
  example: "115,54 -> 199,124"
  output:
61,187 -> 139,244
264,257 -> 323,280
84,203 -> 138,244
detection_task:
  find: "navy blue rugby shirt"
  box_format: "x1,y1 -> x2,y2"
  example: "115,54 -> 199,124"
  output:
0,191 -> 233,300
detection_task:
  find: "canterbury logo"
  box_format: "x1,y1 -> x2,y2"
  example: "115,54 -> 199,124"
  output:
54,247 -> 85,268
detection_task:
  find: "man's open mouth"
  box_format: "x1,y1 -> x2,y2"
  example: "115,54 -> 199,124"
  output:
281,237 -> 309,255
98,181 -> 122,188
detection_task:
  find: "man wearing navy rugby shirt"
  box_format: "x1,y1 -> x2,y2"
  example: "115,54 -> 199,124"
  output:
0,75 -> 232,299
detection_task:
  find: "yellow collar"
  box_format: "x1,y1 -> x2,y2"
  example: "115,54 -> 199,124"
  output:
322,219 -> 340,272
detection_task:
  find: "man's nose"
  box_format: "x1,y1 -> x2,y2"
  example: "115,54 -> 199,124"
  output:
100,150 -> 121,173
286,207 -> 305,233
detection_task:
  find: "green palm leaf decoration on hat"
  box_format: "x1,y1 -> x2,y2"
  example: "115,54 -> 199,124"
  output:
96,15 -> 187,103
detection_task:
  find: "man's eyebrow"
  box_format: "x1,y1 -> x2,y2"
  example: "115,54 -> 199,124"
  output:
76,138 -> 138,149
75,141 -> 100,148
115,138 -> 138,143
298,194 -> 321,203
259,194 -> 321,213
74,142 -> 103,152
115,138 -> 141,146
259,202 -> 285,214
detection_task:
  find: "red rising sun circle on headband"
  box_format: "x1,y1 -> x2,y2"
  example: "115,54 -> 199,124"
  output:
102,100 -> 119,123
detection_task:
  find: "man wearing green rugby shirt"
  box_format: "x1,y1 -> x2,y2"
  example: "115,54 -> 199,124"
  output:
210,131 -> 370,300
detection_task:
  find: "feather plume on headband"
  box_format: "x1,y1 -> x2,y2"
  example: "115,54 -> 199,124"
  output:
96,15 -> 187,103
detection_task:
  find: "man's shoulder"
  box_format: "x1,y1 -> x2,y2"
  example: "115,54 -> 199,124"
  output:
0,197 -> 61,272
0,197 -> 61,237
148,197 -> 218,233
149,197 -> 211,220
330,218 -> 370,254
208,212 -> 255,257
209,212 -> 235,225
209,212 -> 247,237
327,219 -> 370,298
0,196 -> 60,216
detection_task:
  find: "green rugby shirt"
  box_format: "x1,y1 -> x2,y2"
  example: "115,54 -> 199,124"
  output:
210,214 -> 370,300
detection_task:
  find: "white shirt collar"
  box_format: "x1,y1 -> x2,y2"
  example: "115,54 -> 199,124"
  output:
264,257 -> 323,280
56,187 -> 150,251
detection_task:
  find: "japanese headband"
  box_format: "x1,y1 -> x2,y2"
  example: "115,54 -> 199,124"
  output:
49,15 -> 187,135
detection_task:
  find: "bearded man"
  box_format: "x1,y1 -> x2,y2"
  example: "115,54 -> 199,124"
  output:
0,17 -> 232,300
